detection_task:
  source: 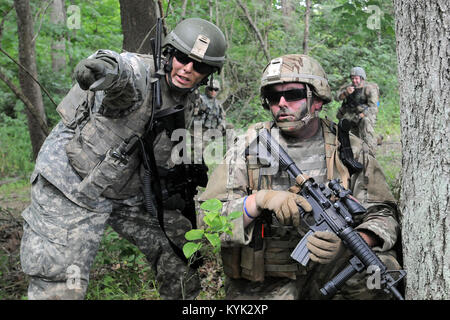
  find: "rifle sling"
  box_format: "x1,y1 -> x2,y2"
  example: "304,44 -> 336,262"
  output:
140,132 -> 203,269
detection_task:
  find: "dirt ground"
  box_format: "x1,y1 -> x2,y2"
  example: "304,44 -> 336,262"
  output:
0,183 -> 30,299
0,136 -> 401,300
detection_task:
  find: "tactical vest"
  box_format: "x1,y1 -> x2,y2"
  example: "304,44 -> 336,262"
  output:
57,53 -> 189,200
222,119 -> 351,281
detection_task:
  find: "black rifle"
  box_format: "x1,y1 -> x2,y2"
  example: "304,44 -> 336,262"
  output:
150,17 -> 163,112
253,128 -> 406,300
337,119 -> 364,175
158,163 -> 209,228
140,19 -> 203,268
344,86 -> 364,110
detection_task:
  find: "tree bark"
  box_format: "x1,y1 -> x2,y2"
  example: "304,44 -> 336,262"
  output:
50,0 -> 66,73
394,0 -> 449,299
281,0 -> 293,32
14,0 -> 48,160
119,0 -> 159,54
181,0 -> 188,20
303,0 -> 311,55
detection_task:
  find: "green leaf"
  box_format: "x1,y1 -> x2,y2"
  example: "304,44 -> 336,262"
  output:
205,233 -> 221,248
228,211 -> 243,220
209,216 -> 224,228
200,198 -> 223,212
185,229 -> 204,241
182,242 -> 202,259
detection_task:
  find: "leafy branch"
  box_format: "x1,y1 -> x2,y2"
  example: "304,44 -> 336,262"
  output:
183,198 -> 242,259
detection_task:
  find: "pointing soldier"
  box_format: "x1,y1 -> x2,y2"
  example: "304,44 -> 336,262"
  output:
20,18 -> 227,300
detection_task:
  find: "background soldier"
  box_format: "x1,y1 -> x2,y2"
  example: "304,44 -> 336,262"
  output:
197,54 -> 401,299
335,67 -> 380,152
191,79 -> 227,133
19,18 -> 227,300
190,79 -> 232,134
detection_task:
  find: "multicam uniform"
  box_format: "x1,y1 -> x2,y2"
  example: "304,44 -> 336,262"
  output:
336,81 -> 380,151
20,50 -> 200,300
196,119 -> 401,299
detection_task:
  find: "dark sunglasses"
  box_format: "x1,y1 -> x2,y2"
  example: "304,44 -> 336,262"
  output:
173,50 -> 215,74
263,89 -> 308,105
207,87 -> 219,91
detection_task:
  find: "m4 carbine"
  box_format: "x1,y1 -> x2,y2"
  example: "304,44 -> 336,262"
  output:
252,128 -> 406,300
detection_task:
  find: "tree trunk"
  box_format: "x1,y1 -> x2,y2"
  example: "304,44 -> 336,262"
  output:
119,0 -> 159,54
50,0 -> 66,73
14,0 -> 48,160
303,0 -> 311,55
181,0 -> 188,20
281,0 -> 293,32
394,0 -> 449,299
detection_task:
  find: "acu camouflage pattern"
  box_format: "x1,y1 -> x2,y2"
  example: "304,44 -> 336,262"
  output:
21,173 -> 199,299
336,81 -> 380,151
20,50 -> 201,299
192,93 -> 226,131
197,119 -> 401,300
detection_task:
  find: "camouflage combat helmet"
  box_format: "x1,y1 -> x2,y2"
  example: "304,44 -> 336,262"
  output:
350,67 -> 366,80
163,18 -> 227,71
260,54 -> 332,133
260,54 -> 332,109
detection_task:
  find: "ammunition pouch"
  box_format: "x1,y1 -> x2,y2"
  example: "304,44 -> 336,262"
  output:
222,216 -> 307,282
76,147 -> 141,200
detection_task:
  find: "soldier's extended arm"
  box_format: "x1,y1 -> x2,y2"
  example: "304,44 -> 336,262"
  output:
74,49 -> 149,112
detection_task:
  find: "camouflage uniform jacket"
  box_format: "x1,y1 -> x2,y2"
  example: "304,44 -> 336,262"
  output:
336,81 -> 379,121
197,119 -> 399,254
32,50 -> 195,212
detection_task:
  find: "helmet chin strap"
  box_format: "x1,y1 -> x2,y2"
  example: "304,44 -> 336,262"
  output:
274,84 -> 319,132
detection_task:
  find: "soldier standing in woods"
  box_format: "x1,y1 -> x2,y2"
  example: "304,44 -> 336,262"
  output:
197,55 -> 401,299
335,67 -> 380,152
191,79 -> 227,133
19,18 -> 227,300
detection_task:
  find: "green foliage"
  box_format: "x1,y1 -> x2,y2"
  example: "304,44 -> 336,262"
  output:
0,114 -> 34,178
86,227 -> 160,300
183,199 -> 242,259
0,0 -> 403,300
161,0 -> 399,136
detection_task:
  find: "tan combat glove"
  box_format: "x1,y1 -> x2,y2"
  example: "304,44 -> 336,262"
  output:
255,190 -> 312,227
307,231 -> 345,264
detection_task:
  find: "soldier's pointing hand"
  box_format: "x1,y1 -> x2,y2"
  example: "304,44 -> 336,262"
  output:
74,58 -> 112,90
